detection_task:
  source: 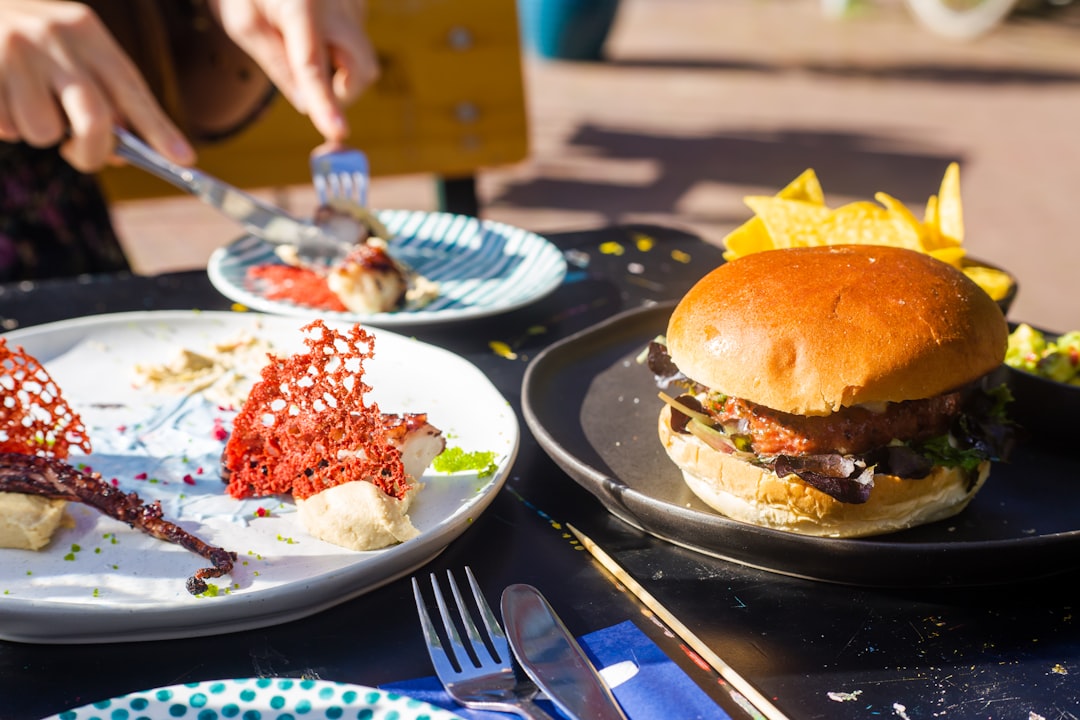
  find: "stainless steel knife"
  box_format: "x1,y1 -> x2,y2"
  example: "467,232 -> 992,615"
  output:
112,127 -> 351,263
501,583 -> 629,720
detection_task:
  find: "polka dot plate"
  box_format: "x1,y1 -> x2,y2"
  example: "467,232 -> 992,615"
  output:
44,678 -> 465,720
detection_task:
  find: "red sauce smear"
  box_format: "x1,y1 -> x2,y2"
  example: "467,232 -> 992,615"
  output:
247,265 -> 347,312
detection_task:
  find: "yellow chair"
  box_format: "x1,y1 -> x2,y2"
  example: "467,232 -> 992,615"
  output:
98,0 -> 529,216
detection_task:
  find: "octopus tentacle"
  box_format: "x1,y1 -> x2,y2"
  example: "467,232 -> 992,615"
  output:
0,453 -> 235,595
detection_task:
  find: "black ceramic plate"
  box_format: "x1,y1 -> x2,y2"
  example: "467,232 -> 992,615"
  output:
522,302 -> 1080,587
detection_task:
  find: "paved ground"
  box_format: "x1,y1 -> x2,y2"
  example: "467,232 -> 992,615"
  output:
113,0 -> 1080,331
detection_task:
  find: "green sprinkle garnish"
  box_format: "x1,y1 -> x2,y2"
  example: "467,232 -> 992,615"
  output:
433,447 -> 498,476
198,584 -> 221,598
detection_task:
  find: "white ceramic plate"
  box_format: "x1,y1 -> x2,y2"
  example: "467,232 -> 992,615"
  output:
42,678 -> 465,720
0,311 -> 518,643
207,209 -> 567,326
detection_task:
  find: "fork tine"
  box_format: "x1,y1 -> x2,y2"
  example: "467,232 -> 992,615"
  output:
464,566 -> 511,664
446,568 -> 499,667
429,571 -> 472,672
310,148 -> 369,206
412,576 -> 459,676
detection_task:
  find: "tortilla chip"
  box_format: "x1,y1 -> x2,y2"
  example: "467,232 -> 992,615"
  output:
777,168 -> 826,205
937,162 -> 964,245
744,197 -> 831,249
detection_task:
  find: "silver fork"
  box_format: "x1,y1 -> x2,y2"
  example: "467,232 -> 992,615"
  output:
412,568 -> 552,719
310,145 -> 370,207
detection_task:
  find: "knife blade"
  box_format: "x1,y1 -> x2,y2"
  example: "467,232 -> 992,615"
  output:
501,583 -> 628,720
112,127 -> 350,262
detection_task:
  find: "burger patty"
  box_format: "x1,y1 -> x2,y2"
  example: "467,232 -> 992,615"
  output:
705,391 -> 965,456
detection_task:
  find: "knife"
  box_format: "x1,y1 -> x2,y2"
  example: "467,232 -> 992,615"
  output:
112,127 -> 351,263
501,583 -> 629,720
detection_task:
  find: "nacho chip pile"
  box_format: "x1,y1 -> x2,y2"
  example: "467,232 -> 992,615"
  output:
721,163 -> 1013,301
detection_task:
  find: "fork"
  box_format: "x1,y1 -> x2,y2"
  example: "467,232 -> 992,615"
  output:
412,568 -> 552,719
310,145 -> 370,207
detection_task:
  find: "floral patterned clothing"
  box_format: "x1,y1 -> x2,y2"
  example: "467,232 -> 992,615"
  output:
0,0 -> 274,282
0,143 -> 129,282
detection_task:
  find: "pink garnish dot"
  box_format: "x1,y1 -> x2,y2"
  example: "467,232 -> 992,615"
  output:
134,472 -> 148,480
117,425 -> 127,433
182,474 -> 196,485
212,418 -> 228,441
110,478 -> 119,487
254,507 -> 269,518
196,467 -> 205,475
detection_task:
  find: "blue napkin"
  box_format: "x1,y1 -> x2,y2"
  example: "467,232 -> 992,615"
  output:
380,619 -> 730,719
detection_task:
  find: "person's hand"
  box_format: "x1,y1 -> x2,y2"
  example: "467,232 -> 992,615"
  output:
205,0 -> 378,142
0,0 -> 195,172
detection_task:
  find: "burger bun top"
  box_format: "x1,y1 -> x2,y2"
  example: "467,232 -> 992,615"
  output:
666,245 -> 1007,416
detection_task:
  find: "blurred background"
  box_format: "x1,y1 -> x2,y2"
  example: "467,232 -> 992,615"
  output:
110,0 -> 1080,332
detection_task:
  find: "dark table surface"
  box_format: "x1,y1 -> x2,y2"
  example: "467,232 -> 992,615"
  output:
1,224 -> 1077,720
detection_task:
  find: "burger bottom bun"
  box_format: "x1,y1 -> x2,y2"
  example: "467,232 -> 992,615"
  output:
658,407 -> 990,538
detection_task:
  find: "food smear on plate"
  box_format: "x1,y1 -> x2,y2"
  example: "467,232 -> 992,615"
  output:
248,199 -> 440,314
0,339 -> 235,594
1006,323 -> 1080,384
720,163 -> 1014,302
221,320 -> 445,550
133,331 -> 276,408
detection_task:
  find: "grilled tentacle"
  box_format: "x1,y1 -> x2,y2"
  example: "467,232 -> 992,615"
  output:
0,453 -> 235,595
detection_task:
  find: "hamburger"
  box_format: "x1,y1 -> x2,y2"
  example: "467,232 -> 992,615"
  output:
648,244 -> 1015,538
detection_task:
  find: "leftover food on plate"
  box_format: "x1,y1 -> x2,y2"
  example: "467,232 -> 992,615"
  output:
721,163 -> 1015,303
0,338 -> 234,593
0,312 -> 516,640
646,244 -> 1016,538
221,320 -> 445,550
133,330 -> 276,408
252,199 -> 440,313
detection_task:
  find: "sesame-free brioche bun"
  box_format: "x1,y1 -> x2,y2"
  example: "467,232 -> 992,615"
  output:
666,245 -> 1008,416
658,406 -> 989,538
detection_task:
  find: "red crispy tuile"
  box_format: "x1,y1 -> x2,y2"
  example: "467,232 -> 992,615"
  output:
0,338 -> 92,458
222,320 -> 410,501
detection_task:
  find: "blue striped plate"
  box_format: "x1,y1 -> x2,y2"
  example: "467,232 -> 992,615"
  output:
207,209 -> 567,327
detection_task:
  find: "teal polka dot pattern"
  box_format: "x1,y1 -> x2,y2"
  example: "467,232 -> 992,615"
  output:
44,679 -> 465,720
